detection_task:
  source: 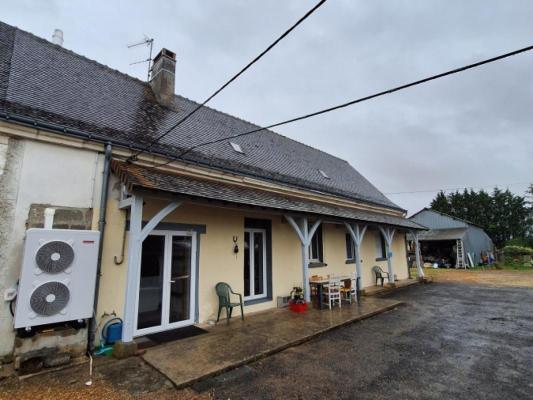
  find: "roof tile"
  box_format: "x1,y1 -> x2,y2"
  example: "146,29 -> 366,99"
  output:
0,21 -> 402,211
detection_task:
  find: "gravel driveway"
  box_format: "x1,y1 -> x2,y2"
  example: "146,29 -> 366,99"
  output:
197,283 -> 533,399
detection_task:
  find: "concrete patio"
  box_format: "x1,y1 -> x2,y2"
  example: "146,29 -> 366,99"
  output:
141,296 -> 404,389
363,278 -> 421,296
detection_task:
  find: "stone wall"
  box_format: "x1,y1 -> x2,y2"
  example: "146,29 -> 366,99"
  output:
26,204 -> 93,230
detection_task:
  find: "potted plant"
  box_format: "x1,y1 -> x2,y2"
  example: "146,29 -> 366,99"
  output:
288,286 -> 307,313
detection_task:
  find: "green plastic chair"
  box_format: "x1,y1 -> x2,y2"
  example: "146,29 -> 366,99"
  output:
372,265 -> 390,286
215,282 -> 244,324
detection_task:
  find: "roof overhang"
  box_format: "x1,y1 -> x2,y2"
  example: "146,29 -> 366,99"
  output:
408,228 -> 467,241
111,161 -> 425,231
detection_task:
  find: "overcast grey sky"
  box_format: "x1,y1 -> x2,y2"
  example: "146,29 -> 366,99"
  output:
3,0 -> 532,214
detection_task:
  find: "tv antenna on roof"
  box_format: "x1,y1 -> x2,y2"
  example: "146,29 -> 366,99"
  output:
128,35 -> 154,81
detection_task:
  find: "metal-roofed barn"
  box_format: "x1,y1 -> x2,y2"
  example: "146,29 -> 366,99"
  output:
408,208 -> 493,267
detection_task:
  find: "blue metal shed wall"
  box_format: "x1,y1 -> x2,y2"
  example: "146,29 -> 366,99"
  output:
463,225 -> 494,265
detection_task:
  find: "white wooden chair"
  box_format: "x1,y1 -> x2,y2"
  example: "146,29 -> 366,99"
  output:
322,278 -> 341,309
340,275 -> 358,304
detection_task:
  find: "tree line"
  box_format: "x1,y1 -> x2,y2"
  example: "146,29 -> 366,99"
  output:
430,185 -> 533,247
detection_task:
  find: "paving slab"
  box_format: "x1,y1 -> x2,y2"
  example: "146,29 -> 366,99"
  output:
141,297 -> 403,388
363,278 -> 420,296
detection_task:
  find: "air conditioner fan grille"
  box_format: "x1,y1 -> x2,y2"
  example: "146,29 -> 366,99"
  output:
35,241 -> 74,273
30,282 -> 70,316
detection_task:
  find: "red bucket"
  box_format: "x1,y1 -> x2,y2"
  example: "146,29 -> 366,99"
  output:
289,301 -> 308,313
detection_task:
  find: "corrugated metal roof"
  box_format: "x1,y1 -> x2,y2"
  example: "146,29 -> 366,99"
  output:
409,208 -> 481,229
414,228 -> 467,241
111,161 -> 425,230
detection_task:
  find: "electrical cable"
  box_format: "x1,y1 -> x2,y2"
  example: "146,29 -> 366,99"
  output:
9,295 -> 16,317
151,43 -> 533,168
127,0 -> 327,162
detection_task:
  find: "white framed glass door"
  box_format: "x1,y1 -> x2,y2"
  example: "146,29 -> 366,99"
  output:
134,230 -> 197,336
244,228 -> 267,301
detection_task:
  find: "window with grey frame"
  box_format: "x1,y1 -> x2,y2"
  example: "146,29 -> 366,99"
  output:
345,233 -> 355,261
375,231 -> 387,260
244,229 -> 267,301
308,225 -> 323,264
243,218 -> 272,305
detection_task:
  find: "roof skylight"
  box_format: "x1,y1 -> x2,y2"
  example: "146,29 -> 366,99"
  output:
318,169 -> 330,179
229,141 -> 244,154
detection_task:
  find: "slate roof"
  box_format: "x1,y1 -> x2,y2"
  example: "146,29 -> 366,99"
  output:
111,161 -> 424,230
0,21 -> 402,212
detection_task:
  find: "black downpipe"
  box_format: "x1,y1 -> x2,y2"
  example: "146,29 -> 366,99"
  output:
88,143 -> 112,353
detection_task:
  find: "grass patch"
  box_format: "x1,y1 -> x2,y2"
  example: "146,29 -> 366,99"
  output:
410,263 -> 533,279
488,263 -> 532,271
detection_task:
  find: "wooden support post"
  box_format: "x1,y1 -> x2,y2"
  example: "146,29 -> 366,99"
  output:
122,195 -> 143,342
378,226 -> 396,285
122,198 -> 181,342
410,230 -> 425,280
285,215 -> 322,303
344,222 -> 367,290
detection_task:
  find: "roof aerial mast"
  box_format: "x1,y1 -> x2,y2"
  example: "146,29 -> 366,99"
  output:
128,35 -> 154,81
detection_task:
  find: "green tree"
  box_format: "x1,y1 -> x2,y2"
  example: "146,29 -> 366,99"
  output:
429,186 -> 532,247
430,191 -> 451,214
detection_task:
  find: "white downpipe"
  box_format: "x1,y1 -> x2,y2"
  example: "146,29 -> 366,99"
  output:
44,208 -> 56,229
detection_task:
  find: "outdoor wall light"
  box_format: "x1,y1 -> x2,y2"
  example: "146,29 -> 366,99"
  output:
233,236 -> 239,253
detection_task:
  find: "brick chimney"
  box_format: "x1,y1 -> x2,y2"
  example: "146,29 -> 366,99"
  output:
150,48 -> 176,107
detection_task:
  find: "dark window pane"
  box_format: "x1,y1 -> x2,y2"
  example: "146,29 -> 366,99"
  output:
376,232 -> 387,258
169,236 -> 192,323
381,234 -> 387,258
253,232 -> 264,295
309,225 -> 323,262
346,233 -> 354,259
137,235 -> 165,330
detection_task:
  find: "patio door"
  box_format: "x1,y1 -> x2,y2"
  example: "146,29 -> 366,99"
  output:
135,230 -> 197,336
244,229 -> 267,301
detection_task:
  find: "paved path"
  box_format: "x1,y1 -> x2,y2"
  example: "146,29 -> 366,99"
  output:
198,283 -> 533,400
142,297 -> 403,388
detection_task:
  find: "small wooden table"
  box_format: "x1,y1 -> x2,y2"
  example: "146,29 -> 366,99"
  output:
309,276 -> 352,309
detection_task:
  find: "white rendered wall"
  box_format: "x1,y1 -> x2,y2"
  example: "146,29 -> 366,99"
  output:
0,138 -> 101,356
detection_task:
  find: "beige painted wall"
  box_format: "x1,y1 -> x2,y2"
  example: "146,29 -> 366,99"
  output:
96,196 -> 410,331
0,130 -> 409,355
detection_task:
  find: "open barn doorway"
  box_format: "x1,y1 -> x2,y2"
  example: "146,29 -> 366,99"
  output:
420,240 -> 457,268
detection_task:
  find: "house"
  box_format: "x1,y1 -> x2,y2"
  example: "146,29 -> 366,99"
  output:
0,21 -> 424,364
408,208 -> 493,267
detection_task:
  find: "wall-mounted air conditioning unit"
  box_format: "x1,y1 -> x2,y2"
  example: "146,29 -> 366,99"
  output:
14,228 -> 100,329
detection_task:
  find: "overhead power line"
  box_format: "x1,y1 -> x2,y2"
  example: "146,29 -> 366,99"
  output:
127,0 -> 327,163
384,181 -> 531,195
153,42 -> 533,168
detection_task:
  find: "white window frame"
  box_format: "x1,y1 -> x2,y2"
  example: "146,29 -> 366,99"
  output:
229,141 -> 244,154
133,230 -> 197,337
244,228 -> 267,301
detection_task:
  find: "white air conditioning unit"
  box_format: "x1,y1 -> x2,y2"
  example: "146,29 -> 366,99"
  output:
14,228 -> 100,329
